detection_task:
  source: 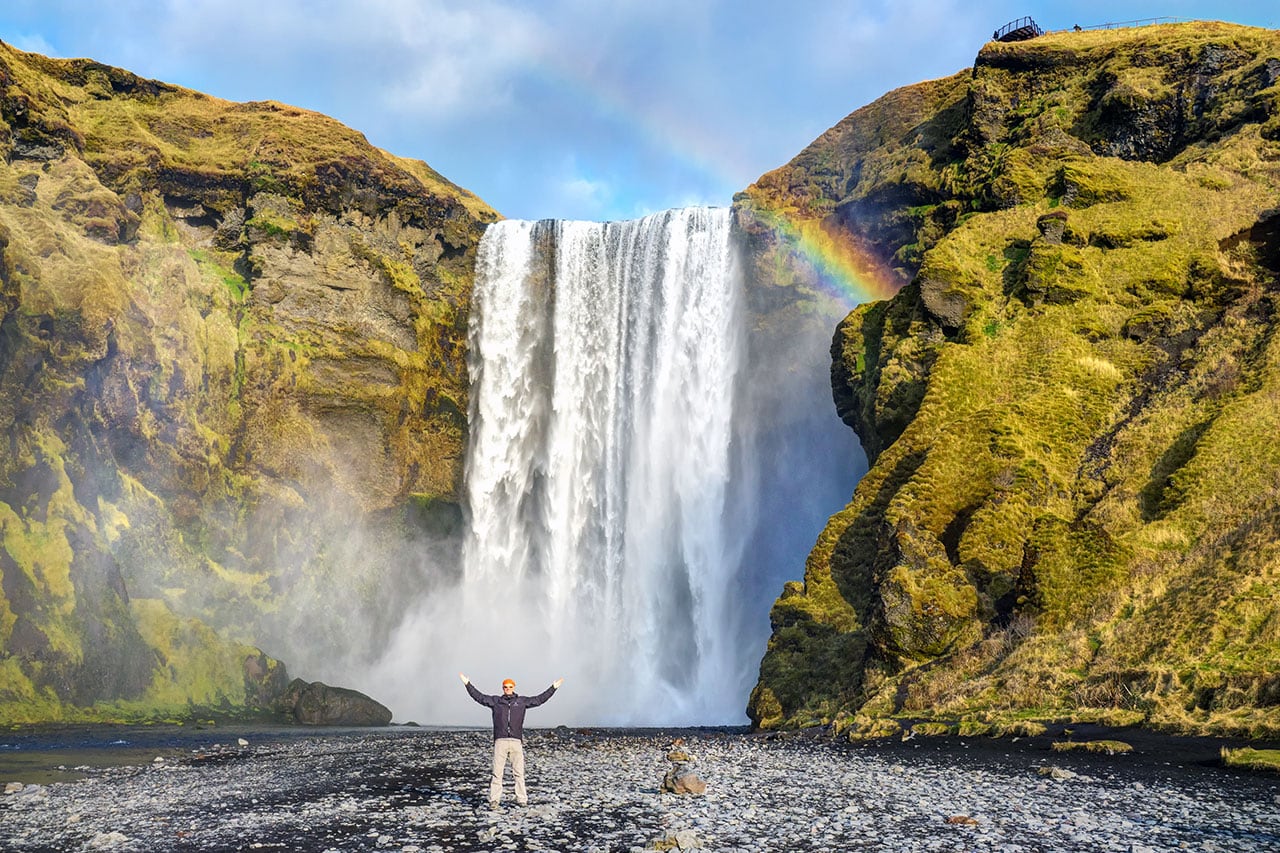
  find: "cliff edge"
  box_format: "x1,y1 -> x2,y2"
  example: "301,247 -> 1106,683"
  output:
0,41 -> 496,722
745,21 -> 1280,738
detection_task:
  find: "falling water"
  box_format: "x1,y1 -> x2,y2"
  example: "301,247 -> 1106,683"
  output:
367,204 -> 860,725
458,208 -> 745,723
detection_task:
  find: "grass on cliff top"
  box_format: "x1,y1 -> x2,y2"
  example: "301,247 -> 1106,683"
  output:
746,19 -> 1280,243
0,42 -> 498,220
742,70 -> 971,222
982,20 -> 1280,61
387,151 -> 497,221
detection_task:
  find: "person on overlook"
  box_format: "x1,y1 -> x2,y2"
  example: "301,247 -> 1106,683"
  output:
459,672 -> 563,809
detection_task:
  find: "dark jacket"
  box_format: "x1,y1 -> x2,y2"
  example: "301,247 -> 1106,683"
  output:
465,681 -> 557,740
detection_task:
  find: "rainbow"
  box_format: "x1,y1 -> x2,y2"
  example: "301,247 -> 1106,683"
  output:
744,199 -> 905,309
532,53 -> 905,309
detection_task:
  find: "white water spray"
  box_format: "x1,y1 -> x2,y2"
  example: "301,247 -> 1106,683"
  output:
458,208 -> 745,724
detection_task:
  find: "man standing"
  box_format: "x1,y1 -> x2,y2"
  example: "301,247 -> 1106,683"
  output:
459,672 -> 563,808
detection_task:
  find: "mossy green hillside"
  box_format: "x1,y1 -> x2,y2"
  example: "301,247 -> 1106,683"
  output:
746,22 -> 1280,738
0,41 -> 497,722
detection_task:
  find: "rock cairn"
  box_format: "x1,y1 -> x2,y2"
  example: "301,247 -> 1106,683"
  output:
660,737 -> 706,796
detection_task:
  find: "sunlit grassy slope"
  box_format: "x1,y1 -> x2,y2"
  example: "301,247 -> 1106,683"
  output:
743,22 -> 1280,738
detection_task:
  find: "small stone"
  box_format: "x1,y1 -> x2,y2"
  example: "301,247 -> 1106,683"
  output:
673,829 -> 702,849
153,756 -> 165,764
238,738 -> 250,747
946,815 -> 979,825
4,781 -> 22,794
87,832 -> 131,849
1037,765 -> 1077,781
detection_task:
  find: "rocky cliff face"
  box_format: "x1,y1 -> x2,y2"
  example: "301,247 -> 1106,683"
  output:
0,42 -> 497,721
744,22 -> 1280,737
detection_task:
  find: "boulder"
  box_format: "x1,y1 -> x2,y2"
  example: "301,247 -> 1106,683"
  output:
243,652 -> 291,709
917,273 -> 972,329
1035,210 -> 1070,244
1037,765 -> 1079,782
279,678 -> 393,726
656,829 -> 703,850
661,768 -> 707,796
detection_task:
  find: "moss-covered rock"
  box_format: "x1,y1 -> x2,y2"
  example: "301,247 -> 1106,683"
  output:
746,21 -> 1280,738
0,41 -> 496,723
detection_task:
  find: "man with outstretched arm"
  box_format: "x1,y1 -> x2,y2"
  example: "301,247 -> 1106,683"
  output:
460,672 -> 563,808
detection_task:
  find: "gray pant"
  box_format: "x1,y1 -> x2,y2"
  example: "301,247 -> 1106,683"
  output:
490,737 -> 527,805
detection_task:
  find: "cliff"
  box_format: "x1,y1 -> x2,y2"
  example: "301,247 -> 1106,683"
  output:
0,41 -> 497,722
744,21 -> 1280,738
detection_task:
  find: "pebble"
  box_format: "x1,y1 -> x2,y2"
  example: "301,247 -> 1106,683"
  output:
0,730 -> 1277,851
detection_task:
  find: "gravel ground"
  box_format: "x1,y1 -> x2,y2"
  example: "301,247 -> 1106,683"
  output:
2,726 -> 1279,851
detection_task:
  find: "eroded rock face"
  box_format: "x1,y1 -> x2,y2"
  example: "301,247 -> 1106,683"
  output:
746,22 -> 1280,737
0,42 -> 496,722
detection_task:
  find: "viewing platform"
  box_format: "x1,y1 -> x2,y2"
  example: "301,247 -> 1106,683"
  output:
994,16 -> 1044,42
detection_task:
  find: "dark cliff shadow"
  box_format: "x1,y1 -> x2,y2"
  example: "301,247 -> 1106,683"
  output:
829,448 -> 928,638
1139,419 -> 1213,521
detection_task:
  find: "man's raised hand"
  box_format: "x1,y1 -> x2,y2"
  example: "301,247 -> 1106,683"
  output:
553,678 -> 564,689
459,672 -> 469,684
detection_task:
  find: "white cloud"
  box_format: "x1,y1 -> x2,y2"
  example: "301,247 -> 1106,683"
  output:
372,1 -> 550,118
110,0 -> 552,120
561,175 -> 609,206
549,167 -> 614,221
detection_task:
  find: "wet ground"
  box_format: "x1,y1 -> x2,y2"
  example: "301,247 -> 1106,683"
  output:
2,724 -> 1279,851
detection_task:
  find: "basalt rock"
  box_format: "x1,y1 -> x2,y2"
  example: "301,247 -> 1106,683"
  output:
279,678 -> 393,726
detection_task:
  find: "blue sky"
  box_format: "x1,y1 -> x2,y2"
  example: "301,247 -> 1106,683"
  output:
2,2 -> 1276,221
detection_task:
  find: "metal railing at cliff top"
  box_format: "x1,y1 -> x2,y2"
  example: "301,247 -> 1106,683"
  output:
996,15 -> 1193,41
994,16 -> 1043,41
1075,17 -> 1186,31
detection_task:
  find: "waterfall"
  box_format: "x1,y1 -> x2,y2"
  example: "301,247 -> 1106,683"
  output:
368,205 -> 860,726
459,208 -> 745,724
